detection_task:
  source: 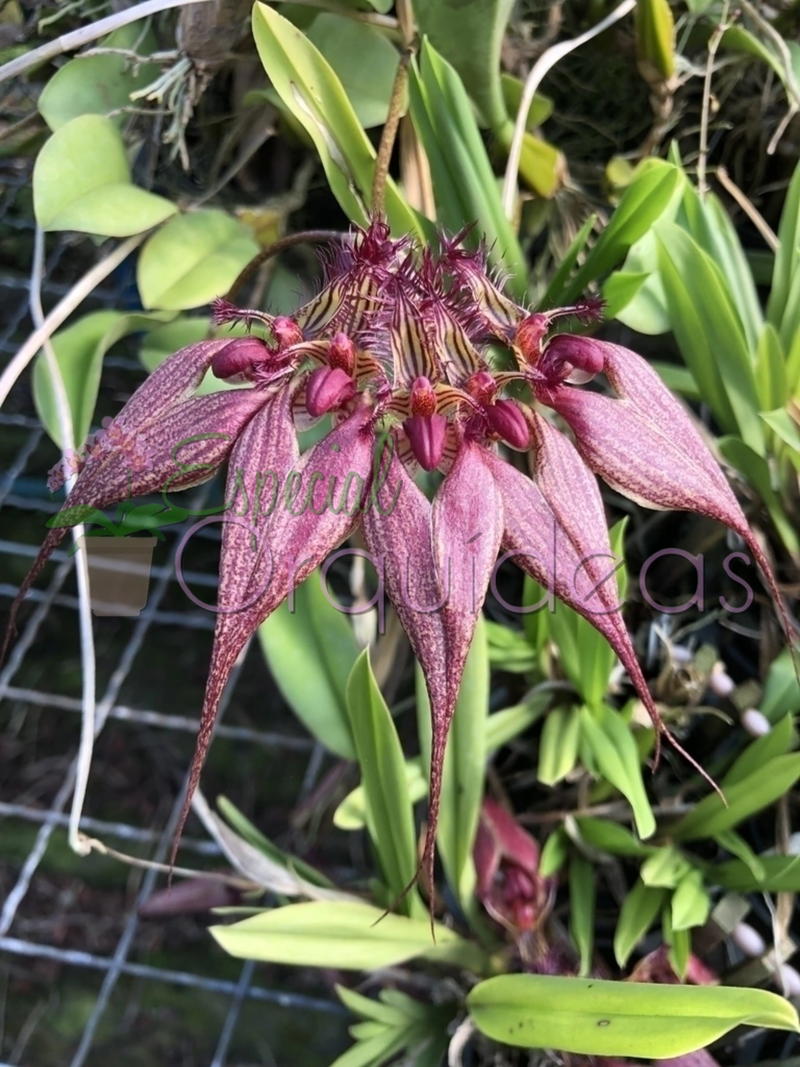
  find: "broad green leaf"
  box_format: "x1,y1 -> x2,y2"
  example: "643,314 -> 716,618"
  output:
334,696 -> 546,831
538,706 -> 580,786
306,15 -> 399,129
769,162 -> 800,345
717,436 -> 800,555
467,974 -> 799,1057
657,226 -> 763,452
640,847 -> 692,889
251,3 -> 421,237
408,40 -> 526,295
561,161 -> 681,304
569,853 -> 595,976
416,618 -> 488,914
33,114 -> 176,235
635,0 -> 675,80
575,817 -> 653,858
33,310 -> 172,448
755,324 -> 788,412
723,712 -> 795,786
346,651 -> 422,915
580,706 -> 655,839
671,753 -> 800,840
259,572 -> 358,759
415,0 -> 514,130
496,121 -> 565,200
712,854 -> 800,893
614,880 -> 667,966
38,21 -> 159,130
601,270 -> 649,321
211,900 -> 485,970
760,648 -> 800,721
540,827 -> 569,877
137,210 -> 259,310
671,869 -> 711,930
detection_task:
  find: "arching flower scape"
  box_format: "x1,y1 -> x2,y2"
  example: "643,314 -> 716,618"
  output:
5,219 -> 792,912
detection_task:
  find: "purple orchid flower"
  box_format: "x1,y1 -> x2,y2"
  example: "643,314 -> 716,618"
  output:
4,219 -> 794,921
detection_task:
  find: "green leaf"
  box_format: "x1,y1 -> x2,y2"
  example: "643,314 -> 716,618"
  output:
760,409 -> 800,469
671,869 -> 711,930
137,210 -> 259,310
251,3 -> 421,237
346,651 -> 422,915
33,310 -> 172,448
711,854 -> 800,893
258,572 -> 358,759
334,696 -> 546,832
467,974 -> 799,1057
33,114 -> 176,236
640,847 -> 692,889
635,0 -> 676,80
38,21 -> 159,130
614,880 -> 667,966
540,826 -> 569,877
769,162 -> 800,345
538,706 -> 580,786
723,712 -> 795,786
664,904 -> 691,980
657,226 -> 763,452
580,706 -> 655,839
485,620 -> 538,672
575,818 -> 653,858
543,214 -> 596,307
569,853 -> 595,976
671,753 -> 800,840
712,828 -> 766,883
755,324 -> 788,412
211,900 -> 484,970
651,362 -> 701,400
500,73 -> 553,128
718,436 -> 800,554
415,0 -> 514,130
408,40 -> 526,295
561,160 -> 681,304
306,15 -> 399,130
761,649 -> 800,721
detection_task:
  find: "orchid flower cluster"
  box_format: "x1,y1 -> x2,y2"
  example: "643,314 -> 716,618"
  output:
46,415 -> 154,493
7,219 -> 790,911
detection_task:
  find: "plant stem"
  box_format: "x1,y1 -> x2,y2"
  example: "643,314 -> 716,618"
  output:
371,44 -> 412,218
30,227 -> 97,858
501,0 -> 636,220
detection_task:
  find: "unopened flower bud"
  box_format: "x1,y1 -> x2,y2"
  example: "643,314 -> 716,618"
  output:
778,963 -> 800,998
485,399 -> 531,450
404,414 -> 447,471
211,338 -> 271,381
708,662 -> 735,698
328,332 -> 356,374
409,376 -> 437,418
541,333 -> 605,383
306,367 -> 356,417
741,708 -> 771,737
271,316 -> 304,349
732,922 -> 766,958
466,370 -> 497,405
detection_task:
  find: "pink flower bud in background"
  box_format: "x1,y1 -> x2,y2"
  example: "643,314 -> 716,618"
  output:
473,797 -> 555,933
211,337 -> 272,382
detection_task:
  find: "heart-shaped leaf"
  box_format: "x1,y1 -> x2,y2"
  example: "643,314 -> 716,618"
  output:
33,114 -> 176,235
137,210 -> 260,310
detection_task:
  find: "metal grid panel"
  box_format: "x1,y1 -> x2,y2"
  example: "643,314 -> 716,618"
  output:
0,169 -> 346,1065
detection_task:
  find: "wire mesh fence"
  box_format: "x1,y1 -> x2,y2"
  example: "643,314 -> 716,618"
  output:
0,162 -> 349,1065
